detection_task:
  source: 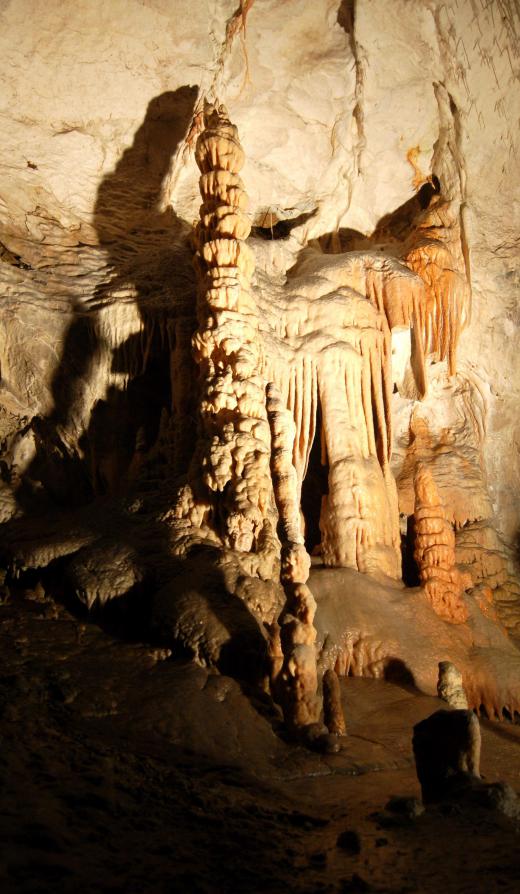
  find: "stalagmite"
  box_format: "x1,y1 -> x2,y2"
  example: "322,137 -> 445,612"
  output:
266,383 -> 322,736
413,464 -> 470,623
437,661 -> 468,710
413,709 -> 481,804
176,102 -> 274,554
322,668 -> 347,736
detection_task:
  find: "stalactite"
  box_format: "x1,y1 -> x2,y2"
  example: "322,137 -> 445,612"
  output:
263,287 -> 401,578
403,197 -> 471,376
414,464 -> 471,623
316,305 -> 401,577
264,354 -> 319,498
175,102 -> 274,553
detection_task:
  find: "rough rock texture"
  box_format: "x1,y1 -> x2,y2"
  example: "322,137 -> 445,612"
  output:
413,709 -> 481,803
413,464 -> 470,623
1,0 -> 520,714
437,660 -> 468,710
266,383 -> 322,733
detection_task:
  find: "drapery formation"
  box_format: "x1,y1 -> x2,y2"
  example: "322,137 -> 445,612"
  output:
404,198 -> 471,377
264,285 -> 401,578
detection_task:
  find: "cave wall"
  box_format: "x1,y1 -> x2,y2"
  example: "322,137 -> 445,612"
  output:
0,0 -> 519,555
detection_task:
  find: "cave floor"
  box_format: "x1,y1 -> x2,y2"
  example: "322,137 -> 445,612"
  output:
0,586 -> 519,894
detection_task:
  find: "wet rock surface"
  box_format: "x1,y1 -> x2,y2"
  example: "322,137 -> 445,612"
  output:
1,586 -> 519,893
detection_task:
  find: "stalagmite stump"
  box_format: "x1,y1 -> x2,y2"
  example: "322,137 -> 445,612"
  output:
278,580 -> 321,730
413,709 -> 481,804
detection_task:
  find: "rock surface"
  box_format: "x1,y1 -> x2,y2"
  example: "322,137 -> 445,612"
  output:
1,0 -> 519,545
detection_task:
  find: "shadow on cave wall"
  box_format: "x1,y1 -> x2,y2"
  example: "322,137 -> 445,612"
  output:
315,176 -> 441,256
85,84 -> 200,497
5,88 -> 201,608
3,86 -> 271,689
15,86 -> 199,510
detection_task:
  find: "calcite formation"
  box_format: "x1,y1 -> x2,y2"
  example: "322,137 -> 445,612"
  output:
262,253 -> 403,578
176,102 -> 274,556
0,0 -> 520,737
322,669 -> 347,737
403,196 -> 470,378
266,383 -> 321,733
413,709 -> 481,804
437,661 -> 468,710
413,464 -> 470,623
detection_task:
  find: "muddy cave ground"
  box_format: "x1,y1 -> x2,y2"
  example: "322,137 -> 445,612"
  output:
0,578 -> 519,894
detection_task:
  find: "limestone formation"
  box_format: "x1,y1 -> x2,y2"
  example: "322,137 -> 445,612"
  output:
437,661 -> 468,710
0,0 -> 519,745
403,196 -> 470,378
266,383 -> 321,733
177,102 -> 274,556
262,256 -> 402,579
413,464 -> 470,623
413,709 -> 481,804
322,669 -> 347,737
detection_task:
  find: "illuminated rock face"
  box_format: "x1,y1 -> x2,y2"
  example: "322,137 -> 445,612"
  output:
262,252 -> 403,578
177,102 -> 275,556
1,1 -> 520,719
266,383 -> 321,733
413,465 -> 470,624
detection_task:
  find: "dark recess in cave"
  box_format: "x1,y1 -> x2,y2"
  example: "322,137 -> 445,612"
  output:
251,208 -> 316,240
301,402 -> 329,554
337,0 -> 355,36
401,515 -> 421,587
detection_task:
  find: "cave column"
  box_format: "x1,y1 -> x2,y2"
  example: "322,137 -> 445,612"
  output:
178,102 -> 275,553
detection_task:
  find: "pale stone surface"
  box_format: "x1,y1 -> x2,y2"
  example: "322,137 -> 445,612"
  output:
1,0 -> 518,536
437,661 -> 468,710
1,1 -> 519,689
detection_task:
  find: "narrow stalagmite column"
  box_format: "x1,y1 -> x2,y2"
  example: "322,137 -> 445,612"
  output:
187,102 -> 273,551
437,661 -> 468,709
266,383 -> 322,735
323,668 -> 347,736
413,464 -> 470,623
